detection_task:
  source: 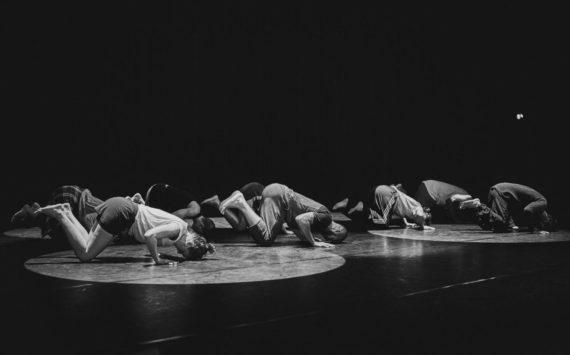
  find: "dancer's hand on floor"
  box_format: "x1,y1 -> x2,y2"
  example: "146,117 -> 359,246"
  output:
153,259 -> 178,266
282,223 -> 295,235
313,241 -> 335,248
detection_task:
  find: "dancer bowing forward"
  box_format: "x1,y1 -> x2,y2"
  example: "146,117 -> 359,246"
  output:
219,183 -> 347,247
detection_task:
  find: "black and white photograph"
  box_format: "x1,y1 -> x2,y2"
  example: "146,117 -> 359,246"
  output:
1,2 -> 569,354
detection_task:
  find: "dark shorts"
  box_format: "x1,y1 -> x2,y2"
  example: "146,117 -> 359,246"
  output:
95,197 -> 139,235
240,182 -> 265,201
240,182 -> 265,213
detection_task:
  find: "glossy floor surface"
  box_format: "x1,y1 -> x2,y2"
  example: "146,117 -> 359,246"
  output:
2,223 -> 570,354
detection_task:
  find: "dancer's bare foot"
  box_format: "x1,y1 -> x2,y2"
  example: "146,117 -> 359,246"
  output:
126,193 -> 145,205
460,198 -> 481,210
35,203 -> 67,219
61,202 -> 73,213
332,198 -> 348,211
348,201 -> 364,215
11,202 -> 41,226
219,191 -> 245,214
450,194 -> 473,203
201,195 -> 220,207
132,193 -> 145,205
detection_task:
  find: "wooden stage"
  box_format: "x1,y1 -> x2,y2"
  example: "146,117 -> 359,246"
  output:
3,218 -> 570,354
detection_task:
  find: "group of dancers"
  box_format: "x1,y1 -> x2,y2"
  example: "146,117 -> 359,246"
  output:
9,180 -> 557,265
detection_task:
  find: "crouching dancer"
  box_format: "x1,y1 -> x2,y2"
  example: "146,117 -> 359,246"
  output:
218,183 -> 347,248
460,182 -> 557,234
35,197 -> 215,264
333,183 -> 434,230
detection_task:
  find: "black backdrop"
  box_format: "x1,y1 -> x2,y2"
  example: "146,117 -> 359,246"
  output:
2,2 -> 569,230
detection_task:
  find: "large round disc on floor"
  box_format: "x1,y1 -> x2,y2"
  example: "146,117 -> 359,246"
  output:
3,227 -> 43,239
24,240 -> 345,285
368,224 -> 570,243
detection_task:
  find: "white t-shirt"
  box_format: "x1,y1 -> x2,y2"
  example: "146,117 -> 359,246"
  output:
130,205 -> 188,244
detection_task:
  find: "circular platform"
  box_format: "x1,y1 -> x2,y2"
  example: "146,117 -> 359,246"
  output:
368,224 -> 570,244
24,240 -> 345,285
3,227 -> 43,239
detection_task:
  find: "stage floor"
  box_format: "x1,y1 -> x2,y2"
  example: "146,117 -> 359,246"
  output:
369,223 -> 570,243
3,222 -> 570,354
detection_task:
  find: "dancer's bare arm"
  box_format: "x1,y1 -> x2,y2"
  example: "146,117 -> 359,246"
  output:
295,213 -> 334,248
403,218 -> 417,228
144,223 -> 182,265
282,223 -> 295,235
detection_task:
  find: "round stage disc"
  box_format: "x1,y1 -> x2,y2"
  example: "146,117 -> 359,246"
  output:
368,224 -> 570,243
25,242 -> 345,285
3,227 -> 43,239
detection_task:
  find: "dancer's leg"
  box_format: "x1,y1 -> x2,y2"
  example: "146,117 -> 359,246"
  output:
219,191 -> 261,227
222,208 -> 248,231
220,190 -> 282,246
37,204 -> 114,262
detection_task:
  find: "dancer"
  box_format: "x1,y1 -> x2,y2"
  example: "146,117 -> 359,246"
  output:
414,179 -> 473,223
218,183 -> 347,247
333,183 -> 434,230
460,182 -> 557,233
35,196 -> 215,264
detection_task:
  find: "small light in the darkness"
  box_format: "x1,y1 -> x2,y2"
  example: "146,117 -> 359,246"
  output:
516,113 -> 524,120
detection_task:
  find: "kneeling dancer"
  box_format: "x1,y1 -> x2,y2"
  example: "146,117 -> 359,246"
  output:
219,183 -> 347,248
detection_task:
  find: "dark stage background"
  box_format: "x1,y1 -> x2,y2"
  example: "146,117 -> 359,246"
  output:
2,2 -> 569,230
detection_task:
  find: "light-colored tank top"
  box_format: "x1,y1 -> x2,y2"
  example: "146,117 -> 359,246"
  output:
130,205 -> 188,243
